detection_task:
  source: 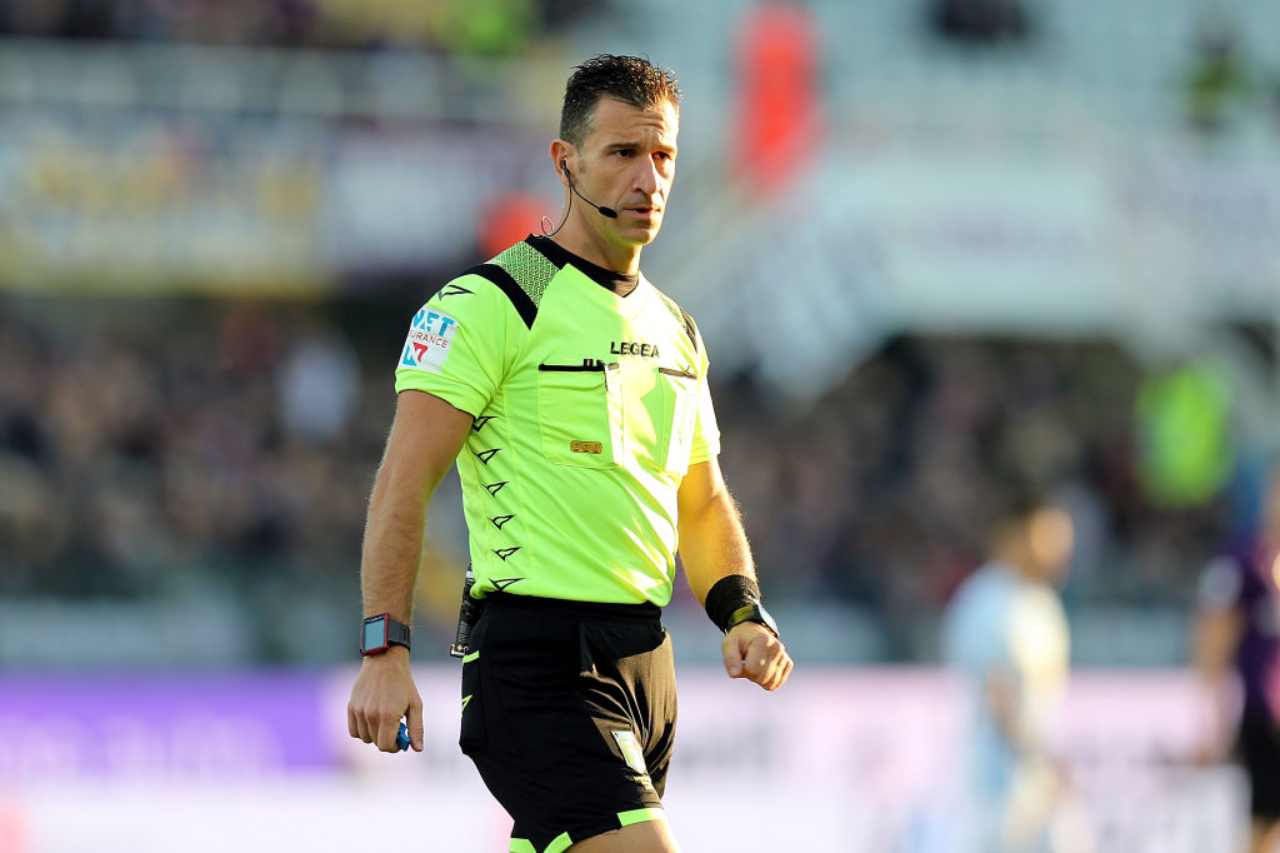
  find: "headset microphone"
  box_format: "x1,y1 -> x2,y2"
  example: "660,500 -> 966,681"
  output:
562,161 -> 618,219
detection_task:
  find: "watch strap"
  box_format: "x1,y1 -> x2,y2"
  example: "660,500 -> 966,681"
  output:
725,602 -> 779,638
385,616 -> 411,650
704,574 -> 761,633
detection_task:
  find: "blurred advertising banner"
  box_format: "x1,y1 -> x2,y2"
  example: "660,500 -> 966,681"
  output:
829,152 -> 1127,333
1125,147 -> 1280,315
0,116 -> 331,295
0,41 -> 560,295
0,667 -> 1244,852
848,143 -> 1280,324
670,140 -> 1280,399
0,672 -> 336,777
0,114 -> 544,295
812,145 -> 1280,327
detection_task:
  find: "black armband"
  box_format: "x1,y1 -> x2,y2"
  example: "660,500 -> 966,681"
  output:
705,575 -> 761,633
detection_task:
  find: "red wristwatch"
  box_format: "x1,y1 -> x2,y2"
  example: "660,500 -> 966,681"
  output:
360,613 -> 412,657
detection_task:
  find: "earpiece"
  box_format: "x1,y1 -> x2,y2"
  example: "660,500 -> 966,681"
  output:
545,155 -> 618,233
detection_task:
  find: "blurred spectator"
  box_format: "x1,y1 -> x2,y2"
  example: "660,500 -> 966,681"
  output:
429,0 -> 536,57
1270,74 -> 1280,137
480,192 -> 554,259
0,302 -> 1233,662
1135,359 -> 1234,509
733,0 -> 821,197
277,323 -> 360,444
0,0 -> 113,40
1183,17 -> 1250,134
930,0 -> 1031,45
0,0 -> 585,54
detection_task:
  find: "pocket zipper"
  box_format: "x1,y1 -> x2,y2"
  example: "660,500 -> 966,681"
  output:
658,366 -> 697,380
538,360 -> 620,372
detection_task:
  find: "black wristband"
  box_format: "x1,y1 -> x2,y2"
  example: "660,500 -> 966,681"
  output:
705,574 -> 761,633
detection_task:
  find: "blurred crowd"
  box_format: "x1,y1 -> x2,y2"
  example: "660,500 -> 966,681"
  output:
719,338 -> 1234,655
0,301 -> 385,603
0,300 -> 1235,660
0,0 -> 597,55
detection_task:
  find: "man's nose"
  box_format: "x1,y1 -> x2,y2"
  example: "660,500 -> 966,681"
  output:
632,157 -> 662,196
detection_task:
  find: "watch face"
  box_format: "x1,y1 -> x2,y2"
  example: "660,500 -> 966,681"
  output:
728,603 -> 779,638
362,617 -> 387,653
759,606 -> 779,636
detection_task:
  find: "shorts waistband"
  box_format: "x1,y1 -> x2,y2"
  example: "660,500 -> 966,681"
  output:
481,591 -> 661,622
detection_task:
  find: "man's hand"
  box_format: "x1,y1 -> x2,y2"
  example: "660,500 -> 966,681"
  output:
722,622 -> 793,691
347,647 -> 424,752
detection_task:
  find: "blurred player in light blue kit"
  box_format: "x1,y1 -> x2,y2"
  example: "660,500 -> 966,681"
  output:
943,487 -> 1078,852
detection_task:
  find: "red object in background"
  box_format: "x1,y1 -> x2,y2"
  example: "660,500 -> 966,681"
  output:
481,192 -> 552,258
734,1 -> 822,196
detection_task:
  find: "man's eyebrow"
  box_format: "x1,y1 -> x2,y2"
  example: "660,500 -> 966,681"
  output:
602,140 -> 678,154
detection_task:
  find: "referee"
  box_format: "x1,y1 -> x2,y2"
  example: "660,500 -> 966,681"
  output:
347,55 -> 793,853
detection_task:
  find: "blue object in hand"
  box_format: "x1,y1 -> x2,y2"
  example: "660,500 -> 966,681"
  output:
396,720 -> 411,752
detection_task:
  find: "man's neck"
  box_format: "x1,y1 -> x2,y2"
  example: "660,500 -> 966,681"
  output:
993,548 -> 1039,584
552,221 -> 641,276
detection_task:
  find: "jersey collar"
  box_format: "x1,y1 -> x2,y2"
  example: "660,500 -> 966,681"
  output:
525,235 -> 641,297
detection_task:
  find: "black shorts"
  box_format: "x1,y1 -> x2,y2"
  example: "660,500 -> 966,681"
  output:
1237,709 -> 1280,819
459,593 -> 676,852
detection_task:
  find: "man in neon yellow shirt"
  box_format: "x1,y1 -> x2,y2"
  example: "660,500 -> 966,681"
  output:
347,55 -> 793,853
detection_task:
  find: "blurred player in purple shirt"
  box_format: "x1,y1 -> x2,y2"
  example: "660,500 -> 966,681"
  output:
1196,465 -> 1280,853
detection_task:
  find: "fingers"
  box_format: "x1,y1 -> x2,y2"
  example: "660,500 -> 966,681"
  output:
722,633 -> 748,678
352,703 -> 373,744
407,691 -> 425,752
725,627 -> 786,687
756,653 -> 790,691
349,701 -> 375,745
741,635 -> 775,679
376,713 -> 402,753
759,650 -> 784,689
347,667 -> 420,752
767,655 -> 794,691
351,704 -> 403,752
739,634 -> 792,691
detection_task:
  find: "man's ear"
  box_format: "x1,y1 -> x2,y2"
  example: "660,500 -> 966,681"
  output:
549,139 -> 576,183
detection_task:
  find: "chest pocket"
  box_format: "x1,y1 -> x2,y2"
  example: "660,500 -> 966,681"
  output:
536,361 -> 623,468
654,366 -> 699,477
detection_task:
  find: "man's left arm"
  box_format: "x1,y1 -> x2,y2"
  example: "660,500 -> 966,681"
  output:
677,458 -> 793,691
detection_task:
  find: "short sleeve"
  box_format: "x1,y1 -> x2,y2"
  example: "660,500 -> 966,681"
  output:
394,276 -> 515,418
1198,556 -> 1244,612
943,576 -> 1012,675
688,332 -> 721,465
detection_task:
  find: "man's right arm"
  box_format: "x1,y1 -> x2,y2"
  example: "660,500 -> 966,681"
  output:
1192,606 -> 1242,763
347,390 -> 473,754
945,587 -> 1027,752
1191,557 -> 1245,764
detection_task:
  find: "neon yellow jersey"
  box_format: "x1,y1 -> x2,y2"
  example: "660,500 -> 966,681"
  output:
394,236 -> 720,606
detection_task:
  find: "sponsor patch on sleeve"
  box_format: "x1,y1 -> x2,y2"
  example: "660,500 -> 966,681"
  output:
399,306 -> 459,374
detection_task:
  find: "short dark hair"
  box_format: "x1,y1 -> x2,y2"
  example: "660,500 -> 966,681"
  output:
559,54 -> 681,147
988,477 -> 1056,539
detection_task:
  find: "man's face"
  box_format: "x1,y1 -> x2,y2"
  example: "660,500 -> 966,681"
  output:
570,97 -> 678,248
1026,506 -> 1075,585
